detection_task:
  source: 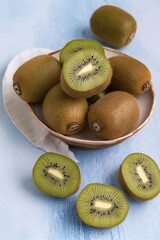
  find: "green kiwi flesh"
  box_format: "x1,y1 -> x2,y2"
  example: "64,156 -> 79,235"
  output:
76,183 -> 129,228
33,152 -> 81,198
88,91 -> 140,140
60,39 -> 105,64
13,55 -> 61,103
90,5 -> 137,48
61,49 -> 112,98
109,56 -> 151,96
42,84 -> 88,135
119,153 -> 160,201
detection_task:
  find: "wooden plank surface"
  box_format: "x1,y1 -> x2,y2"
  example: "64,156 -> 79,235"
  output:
0,0 -> 160,239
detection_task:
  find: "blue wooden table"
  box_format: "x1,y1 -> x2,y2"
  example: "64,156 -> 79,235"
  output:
0,1 -> 160,239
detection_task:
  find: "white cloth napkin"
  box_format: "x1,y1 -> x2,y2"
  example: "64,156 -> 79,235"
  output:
2,48 -> 77,162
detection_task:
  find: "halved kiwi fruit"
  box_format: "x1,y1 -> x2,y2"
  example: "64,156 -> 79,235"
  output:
13,55 -> 61,103
33,152 -> 81,198
61,49 -> 112,98
60,39 -> 105,64
76,183 -> 129,228
119,153 -> 160,201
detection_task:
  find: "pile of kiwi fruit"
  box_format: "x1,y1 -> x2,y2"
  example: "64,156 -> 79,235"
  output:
12,4 -> 159,229
13,37 -> 151,140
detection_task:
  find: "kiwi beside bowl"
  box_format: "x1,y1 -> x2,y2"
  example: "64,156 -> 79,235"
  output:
28,47 -> 155,149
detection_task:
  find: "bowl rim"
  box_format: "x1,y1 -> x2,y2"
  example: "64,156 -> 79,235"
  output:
27,47 -> 155,146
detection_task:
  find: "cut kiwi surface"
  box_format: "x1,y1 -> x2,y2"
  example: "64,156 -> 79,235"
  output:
76,183 -> 129,228
119,153 -> 160,201
33,152 -> 81,198
60,39 -> 105,64
61,49 -> 112,98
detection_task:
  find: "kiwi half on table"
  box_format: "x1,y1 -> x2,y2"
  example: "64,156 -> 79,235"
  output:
90,5 -> 137,48
60,39 -> 105,64
76,183 -> 129,228
119,153 -> 160,201
61,49 -> 112,98
33,152 -> 81,198
109,56 -> 151,96
13,55 -> 61,103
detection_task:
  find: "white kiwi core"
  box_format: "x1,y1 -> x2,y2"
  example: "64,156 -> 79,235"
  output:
94,200 -> 112,210
77,63 -> 94,75
47,168 -> 64,180
136,165 -> 149,183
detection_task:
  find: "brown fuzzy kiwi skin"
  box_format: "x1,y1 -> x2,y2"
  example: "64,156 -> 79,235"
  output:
13,55 -> 61,103
42,84 -> 88,135
88,91 -> 140,140
118,165 -> 159,201
109,56 -> 151,96
60,69 -> 112,99
90,5 -> 137,48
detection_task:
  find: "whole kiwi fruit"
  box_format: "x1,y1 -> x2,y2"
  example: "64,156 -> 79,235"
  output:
42,84 -> 88,135
76,183 -> 129,228
60,49 -> 112,99
33,152 -> 81,198
13,54 -> 61,103
90,5 -> 137,48
88,91 -> 140,140
109,56 -> 151,96
119,153 -> 160,201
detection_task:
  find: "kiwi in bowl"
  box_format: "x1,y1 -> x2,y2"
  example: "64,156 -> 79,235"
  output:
11,40 -> 155,149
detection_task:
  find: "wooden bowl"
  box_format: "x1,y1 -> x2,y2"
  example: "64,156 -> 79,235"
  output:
29,47 -> 155,149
